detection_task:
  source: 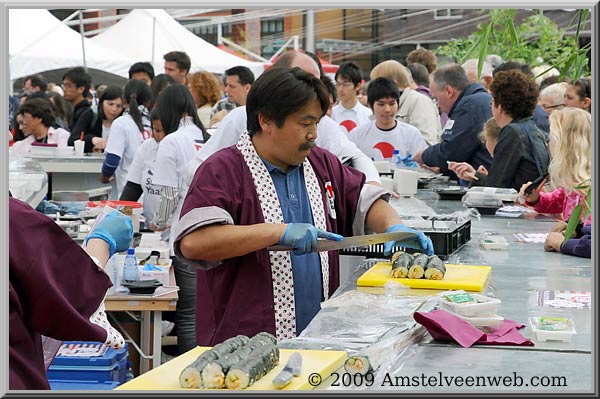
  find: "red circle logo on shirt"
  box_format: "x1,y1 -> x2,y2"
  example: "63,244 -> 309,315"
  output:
340,120 -> 357,133
373,142 -> 395,159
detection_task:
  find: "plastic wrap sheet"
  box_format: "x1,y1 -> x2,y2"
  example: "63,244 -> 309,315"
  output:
390,196 -> 437,217
8,156 -> 48,204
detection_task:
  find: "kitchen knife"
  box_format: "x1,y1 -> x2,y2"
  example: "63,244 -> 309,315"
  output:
268,231 -> 416,252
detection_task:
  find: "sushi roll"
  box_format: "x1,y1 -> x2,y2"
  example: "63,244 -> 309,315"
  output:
424,256 -> 446,280
179,335 -> 249,388
390,251 -> 412,278
225,344 -> 280,389
202,333 -> 275,388
344,355 -> 373,375
408,253 -> 428,279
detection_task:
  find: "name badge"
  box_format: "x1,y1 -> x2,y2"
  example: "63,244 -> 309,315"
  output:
443,119 -> 455,131
324,181 -> 337,219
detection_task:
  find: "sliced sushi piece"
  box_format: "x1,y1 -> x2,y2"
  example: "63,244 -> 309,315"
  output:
408,253 -> 428,279
225,344 -> 280,389
424,256 -> 446,280
390,251 -> 412,278
344,355 -> 373,375
272,352 -> 302,389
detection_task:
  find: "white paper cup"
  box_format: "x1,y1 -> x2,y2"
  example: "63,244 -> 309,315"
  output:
393,169 -> 418,197
74,140 -> 85,156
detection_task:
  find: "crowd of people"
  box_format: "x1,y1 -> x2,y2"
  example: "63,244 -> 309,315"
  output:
8,46 -> 592,390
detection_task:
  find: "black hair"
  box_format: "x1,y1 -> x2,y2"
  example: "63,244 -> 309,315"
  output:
407,63 -> 430,87
321,74 -> 337,103
150,74 -> 175,109
47,91 -> 70,128
62,67 -> 92,97
431,64 -> 470,92
367,77 -> 400,107
97,86 -> 124,121
155,84 -> 208,141
24,91 -> 50,103
19,98 -> 56,127
149,107 -> 160,122
570,76 -> 592,100
128,62 -> 155,81
225,66 -> 255,86
123,79 -> 153,132
335,61 -> 362,86
246,67 -> 329,136
163,51 -> 191,73
24,74 -> 48,92
493,61 -> 533,78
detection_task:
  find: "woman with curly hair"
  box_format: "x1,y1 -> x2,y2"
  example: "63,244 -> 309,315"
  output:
187,71 -> 223,128
449,69 -> 549,190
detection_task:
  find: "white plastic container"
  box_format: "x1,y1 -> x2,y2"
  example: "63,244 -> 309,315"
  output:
530,316 -> 576,342
439,293 -> 501,317
447,310 -> 504,328
480,232 -> 509,250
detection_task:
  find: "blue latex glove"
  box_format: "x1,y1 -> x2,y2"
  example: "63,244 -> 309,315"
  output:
85,211 -> 134,257
383,223 -> 434,256
279,223 -> 343,255
399,154 -> 418,169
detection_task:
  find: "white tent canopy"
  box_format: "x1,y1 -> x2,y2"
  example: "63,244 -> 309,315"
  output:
9,9 -> 136,81
92,9 -> 265,77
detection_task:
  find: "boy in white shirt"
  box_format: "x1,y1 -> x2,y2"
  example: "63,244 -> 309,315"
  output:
331,61 -> 372,133
349,77 -> 427,161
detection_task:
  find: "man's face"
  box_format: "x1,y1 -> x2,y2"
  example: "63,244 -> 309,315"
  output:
335,77 -> 358,104
23,79 -> 34,93
372,96 -> 398,128
225,75 -> 250,106
429,77 -> 453,114
164,61 -> 186,84
62,78 -> 82,102
131,71 -> 152,86
261,98 -> 322,169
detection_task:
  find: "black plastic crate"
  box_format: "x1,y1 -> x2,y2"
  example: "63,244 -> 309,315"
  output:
340,218 -> 471,260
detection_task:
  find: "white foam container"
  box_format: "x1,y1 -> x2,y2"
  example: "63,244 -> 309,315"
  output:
530,316 -> 576,342
439,293 -> 501,317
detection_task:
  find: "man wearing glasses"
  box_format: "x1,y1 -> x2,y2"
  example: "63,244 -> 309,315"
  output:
62,67 -> 94,148
331,61 -> 372,133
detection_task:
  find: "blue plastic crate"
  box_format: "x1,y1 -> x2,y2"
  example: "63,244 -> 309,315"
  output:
49,379 -> 119,390
47,357 -> 127,384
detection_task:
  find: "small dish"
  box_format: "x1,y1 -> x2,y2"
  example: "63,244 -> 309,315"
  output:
121,279 -> 162,295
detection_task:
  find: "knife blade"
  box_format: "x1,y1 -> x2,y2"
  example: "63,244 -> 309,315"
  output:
267,231 -> 416,252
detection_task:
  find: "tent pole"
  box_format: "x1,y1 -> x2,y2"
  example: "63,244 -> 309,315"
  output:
152,17 -> 156,64
78,10 -> 88,71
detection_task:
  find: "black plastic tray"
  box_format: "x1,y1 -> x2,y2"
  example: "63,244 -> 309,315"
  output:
340,218 -> 471,260
433,187 -> 468,200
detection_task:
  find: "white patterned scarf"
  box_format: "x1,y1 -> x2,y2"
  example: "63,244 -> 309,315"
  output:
236,132 -> 330,340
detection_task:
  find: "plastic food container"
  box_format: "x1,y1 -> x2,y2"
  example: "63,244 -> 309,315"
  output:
480,232 -> 509,250
530,316 -> 577,342
447,310 -> 504,328
439,292 -> 501,317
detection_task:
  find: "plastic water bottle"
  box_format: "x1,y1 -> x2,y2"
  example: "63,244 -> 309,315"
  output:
123,248 -> 138,282
390,149 -> 402,170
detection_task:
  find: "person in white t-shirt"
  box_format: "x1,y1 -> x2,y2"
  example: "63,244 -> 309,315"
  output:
119,108 -> 164,232
101,80 -> 153,199
149,84 -> 209,355
349,77 -> 428,161
331,61 -> 372,133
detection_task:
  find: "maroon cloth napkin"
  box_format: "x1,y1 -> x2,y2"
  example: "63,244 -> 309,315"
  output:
414,309 -> 534,348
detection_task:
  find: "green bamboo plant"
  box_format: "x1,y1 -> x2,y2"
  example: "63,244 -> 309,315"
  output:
563,179 -> 592,243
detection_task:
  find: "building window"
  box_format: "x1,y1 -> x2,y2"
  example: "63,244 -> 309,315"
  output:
261,17 -> 284,35
434,9 -> 463,20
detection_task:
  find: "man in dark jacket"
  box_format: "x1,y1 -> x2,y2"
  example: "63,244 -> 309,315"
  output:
62,67 -> 94,146
413,64 -> 492,179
